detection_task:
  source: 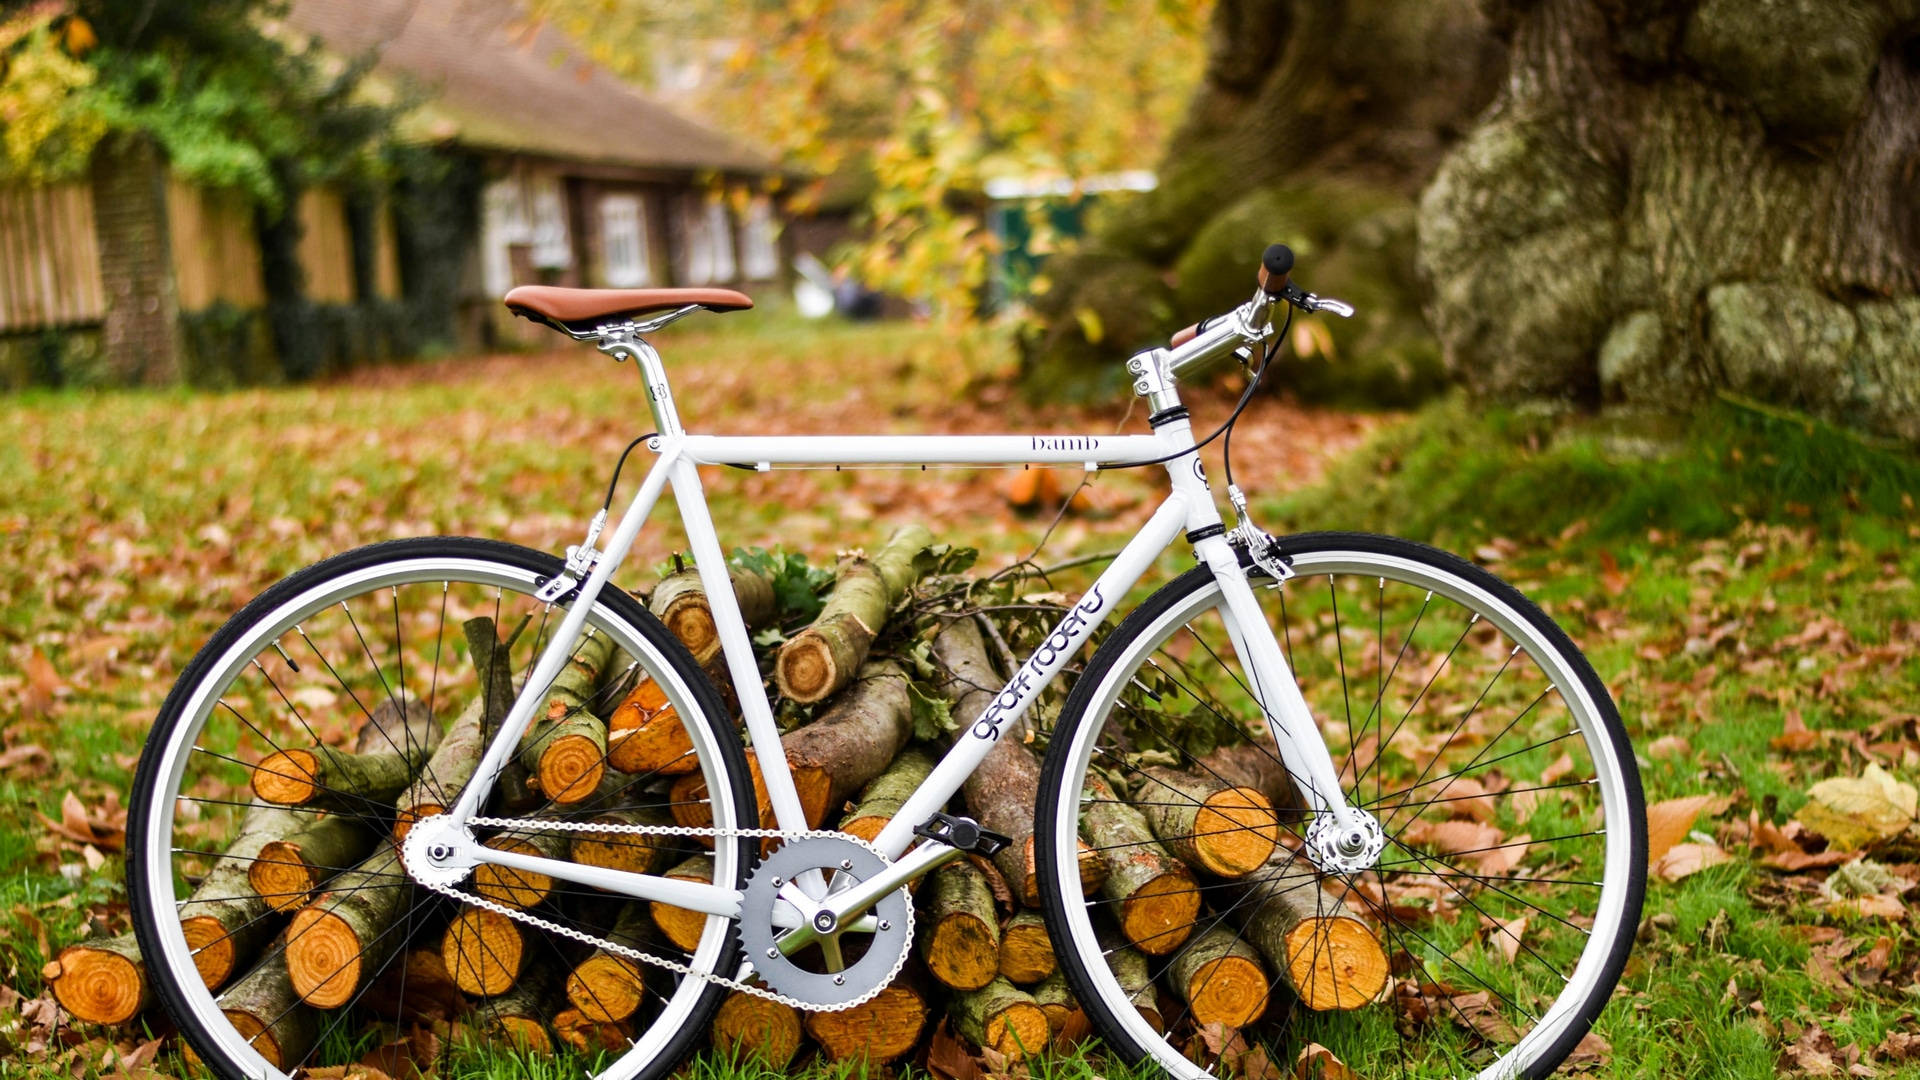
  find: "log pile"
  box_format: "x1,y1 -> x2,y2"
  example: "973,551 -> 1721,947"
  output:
54,531 -> 1389,1073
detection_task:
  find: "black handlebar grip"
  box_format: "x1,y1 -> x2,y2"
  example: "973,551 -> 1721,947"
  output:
1257,243 -> 1295,296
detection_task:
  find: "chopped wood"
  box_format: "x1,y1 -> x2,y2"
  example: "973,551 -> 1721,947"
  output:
474,964 -> 556,1054
841,746 -> 937,844
712,986 -> 804,1069
650,564 -> 775,665
566,903 -> 658,1022
393,617 -> 511,841
1134,766 -> 1279,878
252,696 -> 442,810
249,812 -> 381,914
804,975 -> 929,1064
668,755 -> 770,842
1105,940 -> 1165,1033
953,977 -> 1050,1061
919,858 -> 1000,991
1199,741 -> 1305,825
606,673 -> 697,776
1163,924 -> 1271,1028
774,525 -> 934,703
362,947 -> 467,1025
473,827 -> 569,909
1081,772 -> 1198,955
781,660 -> 913,826
1029,971 -> 1077,1034
287,847 -> 412,1007
43,931 -> 149,1025
553,1006 -> 632,1054
568,801 -> 674,877
1224,853 -> 1387,1011
214,947 -> 318,1069
649,854 -> 717,953
998,909 -> 1056,984
177,800 -> 305,991
518,628 -> 620,805
441,904 -> 527,998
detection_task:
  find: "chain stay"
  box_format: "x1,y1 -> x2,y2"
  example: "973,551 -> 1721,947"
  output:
423,817 -> 907,1012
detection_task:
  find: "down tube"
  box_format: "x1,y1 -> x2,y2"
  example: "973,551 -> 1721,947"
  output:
871,493 -> 1192,860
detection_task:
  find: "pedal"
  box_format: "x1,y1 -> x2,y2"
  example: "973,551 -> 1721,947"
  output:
913,813 -> 1011,857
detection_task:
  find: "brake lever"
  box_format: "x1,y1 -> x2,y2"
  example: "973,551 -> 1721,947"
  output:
1303,294 -> 1355,318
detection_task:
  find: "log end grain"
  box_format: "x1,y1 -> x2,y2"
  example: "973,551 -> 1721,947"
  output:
773,630 -> 840,704
1192,787 -> 1280,877
998,916 -> 1056,985
250,840 -> 324,914
489,1015 -> 553,1055
841,814 -> 888,845
804,982 -> 928,1064
566,954 -> 646,1022
712,991 -> 803,1069
554,1008 -> 632,1054
984,1001 -> 1051,1061
252,749 -> 319,805
1286,917 -> 1388,1011
1018,836 -> 1106,907
474,836 -> 555,910
286,909 -> 366,1008
1185,954 -> 1270,1029
573,824 -> 670,877
393,803 -> 443,844
927,913 -> 999,992
222,1009 -> 296,1069
45,943 -> 146,1025
537,734 -> 606,805
442,907 -> 525,997
607,680 -> 697,776
180,916 -> 235,990
651,856 -> 717,953
1120,871 -> 1200,955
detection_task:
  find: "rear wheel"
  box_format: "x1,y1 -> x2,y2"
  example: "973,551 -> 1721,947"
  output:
1037,533 -> 1644,1079
127,537 -> 757,1080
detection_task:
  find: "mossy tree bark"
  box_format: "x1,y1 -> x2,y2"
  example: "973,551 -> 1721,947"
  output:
1020,0 -> 1501,404
1419,0 -> 1920,442
774,525 -> 934,703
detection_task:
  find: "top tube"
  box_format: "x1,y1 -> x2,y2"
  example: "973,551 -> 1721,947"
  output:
676,433 -> 1175,469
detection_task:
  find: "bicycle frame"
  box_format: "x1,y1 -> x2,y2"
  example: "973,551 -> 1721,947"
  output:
442,333 -> 1366,933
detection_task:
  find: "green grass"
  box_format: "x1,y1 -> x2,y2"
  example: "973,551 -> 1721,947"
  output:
1,320 -> 1917,1077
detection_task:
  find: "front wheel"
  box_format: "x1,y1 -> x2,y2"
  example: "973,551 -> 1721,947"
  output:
1036,532 -> 1644,1079
127,537 -> 758,1080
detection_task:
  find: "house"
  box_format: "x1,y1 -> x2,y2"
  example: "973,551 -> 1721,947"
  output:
0,0 -> 785,386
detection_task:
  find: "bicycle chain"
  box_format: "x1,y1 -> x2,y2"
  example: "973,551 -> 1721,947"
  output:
411,816 -> 914,1013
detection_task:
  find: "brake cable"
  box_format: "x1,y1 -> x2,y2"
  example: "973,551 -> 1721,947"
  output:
1104,303 -> 1293,474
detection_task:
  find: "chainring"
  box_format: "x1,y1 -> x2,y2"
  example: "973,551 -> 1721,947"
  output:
737,835 -> 914,1009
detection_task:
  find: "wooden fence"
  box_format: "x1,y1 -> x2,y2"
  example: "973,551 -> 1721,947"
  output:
0,183 -> 106,332
167,180 -> 267,311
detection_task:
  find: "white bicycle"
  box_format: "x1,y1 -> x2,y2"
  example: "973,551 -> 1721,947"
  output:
129,244 -> 1645,1079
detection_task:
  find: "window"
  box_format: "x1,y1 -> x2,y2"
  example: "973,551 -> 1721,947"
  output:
528,175 -> 571,271
481,179 -> 529,296
680,196 -> 736,284
599,194 -> 651,287
706,200 -> 736,283
741,196 -> 781,281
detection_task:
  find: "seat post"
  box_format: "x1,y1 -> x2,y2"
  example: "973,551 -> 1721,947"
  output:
598,330 -> 683,437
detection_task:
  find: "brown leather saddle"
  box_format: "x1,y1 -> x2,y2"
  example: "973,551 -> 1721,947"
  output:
504,285 -> 753,334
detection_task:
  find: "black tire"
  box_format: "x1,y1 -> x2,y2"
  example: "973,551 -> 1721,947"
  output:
127,536 -> 758,1080
1036,532 -> 1645,1079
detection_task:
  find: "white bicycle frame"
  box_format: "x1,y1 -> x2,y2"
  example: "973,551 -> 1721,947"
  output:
441,314 -> 1369,942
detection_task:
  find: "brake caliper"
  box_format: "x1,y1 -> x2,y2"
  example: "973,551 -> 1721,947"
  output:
1226,484 -> 1294,583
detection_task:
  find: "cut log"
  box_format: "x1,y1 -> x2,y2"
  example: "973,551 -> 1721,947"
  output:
565,903 -> 656,1022
214,947 -> 319,1069
475,964 -> 557,1054
918,859 -> 1000,991
1030,971 -> 1077,1034
177,800 -> 305,991
1106,940 -> 1165,1033
43,931 -> 149,1025
553,1007 -> 632,1054
841,746 -> 937,844
804,975 -> 929,1064
252,696 -> 442,810
568,802 -> 674,878
998,910 -> 1056,984
249,812 -> 382,914
1163,925 -> 1271,1029
394,617 -> 511,841
441,904 -> 527,998
1225,856 -> 1387,1011
362,947 -> 468,1025
649,854 -> 717,953
668,754 -> 772,844
953,977 -> 1050,1061
1199,741 -> 1306,825
781,661 -> 913,826
1134,766 -> 1279,878
287,847 -> 412,1008
1081,773 -> 1198,955
712,986 -> 804,1069
473,827 -> 571,909
774,525 -> 934,703
518,628 -> 620,805
606,674 -> 697,777
650,564 -> 776,665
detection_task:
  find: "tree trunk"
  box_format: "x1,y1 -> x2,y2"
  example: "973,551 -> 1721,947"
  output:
953,977 -> 1051,1061
1105,939 -> 1165,1033
44,931 -> 149,1025
1162,924 -> 1271,1029
177,800 -> 306,991
1223,854 -> 1387,1011
781,661 -> 914,825
1419,0 -> 1920,442
1020,0 -> 1501,404
1133,766 -> 1280,878
841,746 -> 938,844
774,525 -> 934,703
712,987 -> 805,1069
650,564 -> 776,665
214,947 -> 319,1069
518,628 -> 619,805
254,692 -> 443,811
997,909 -> 1056,985
918,858 -> 1001,991
286,847 -> 412,1007
804,975 -> 929,1064
250,812 -> 382,914
1080,773 -> 1198,956
441,904 -> 527,997
1200,742 -> 1307,827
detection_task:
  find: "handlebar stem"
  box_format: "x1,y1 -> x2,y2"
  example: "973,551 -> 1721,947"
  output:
1164,294 -> 1271,383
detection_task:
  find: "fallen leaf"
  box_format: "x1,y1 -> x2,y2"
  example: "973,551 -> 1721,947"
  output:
0,742 -> 50,776
1797,765 -> 1918,853
927,1020 -> 983,1080
1445,990 -> 1518,1044
1824,893 -> 1907,921
1483,915 -> 1528,963
1781,1022 -> 1840,1076
1647,735 -> 1691,759
1772,711 -> 1821,752
1563,1031 -> 1612,1070
24,648 -> 63,719
1293,1043 -> 1358,1080
1656,841 -> 1733,882
1646,794 -> 1733,867
1539,752 -> 1575,785
1403,819 -> 1504,857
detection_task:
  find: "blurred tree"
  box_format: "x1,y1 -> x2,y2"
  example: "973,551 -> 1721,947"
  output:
1019,0 -> 1504,402
532,0 -> 1209,318
1420,0 -> 1920,443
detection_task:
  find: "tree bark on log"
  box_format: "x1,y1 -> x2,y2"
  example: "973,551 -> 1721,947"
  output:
997,909 -> 1056,985
250,812 -> 382,914
565,903 -> 656,1022
44,931 -> 149,1025
441,904 -> 527,998
953,977 -> 1051,1061
1106,940 -> 1165,1033
177,800 -> 306,991
841,746 -> 937,844
781,661 -> 913,826
1223,854 -> 1387,1011
1081,773 -> 1198,955
214,947 -> 318,1069
287,847 -> 412,1007
1199,741 -> 1306,827
1163,924 -> 1271,1029
394,617 -> 509,841
650,564 -> 776,665
918,858 -> 1001,991
804,975 -> 929,1064
774,525 -> 934,703
712,986 -> 804,1069
1134,766 -> 1279,878
517,628 -> 619,805
475,964 -> 556,1054
649,853 -> 717,954
253,696 -> 442,810
1030,971 -> 1077,1034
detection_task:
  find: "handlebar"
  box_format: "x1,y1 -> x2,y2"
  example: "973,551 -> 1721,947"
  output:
1163,243 -> 1354,379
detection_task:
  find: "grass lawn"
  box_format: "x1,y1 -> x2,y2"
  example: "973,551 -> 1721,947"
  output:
1,313 -> 1916,1078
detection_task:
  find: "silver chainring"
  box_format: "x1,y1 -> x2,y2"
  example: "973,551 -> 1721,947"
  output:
738,835 -> 914,1008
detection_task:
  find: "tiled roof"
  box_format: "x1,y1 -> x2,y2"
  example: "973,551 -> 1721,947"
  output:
282,0 -> 769,174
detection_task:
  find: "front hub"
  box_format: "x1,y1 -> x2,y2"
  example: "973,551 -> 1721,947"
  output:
1306,810 -> 1386,875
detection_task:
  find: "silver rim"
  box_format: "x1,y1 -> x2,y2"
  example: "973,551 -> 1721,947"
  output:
1049,546 -> 1634,1079
136,554 -> 744,1080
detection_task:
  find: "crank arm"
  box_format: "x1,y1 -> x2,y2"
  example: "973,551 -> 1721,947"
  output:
774,840 -> 964,956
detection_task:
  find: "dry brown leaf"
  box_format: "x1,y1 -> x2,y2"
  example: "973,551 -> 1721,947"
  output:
1781,1023 -> 1840,1076
1404,819 -> 1504,856
0,743 -> 50,776
1656,841 -> 1733,882
1647,735 -> 1691,759
1646,794 -> 1733,867
1539,752 -> 1575,785
1483,915 -> 1528,963
1293,1043 -> 1359,1080
1563,1031 -> 1612,1070
1824,893 -> 1907,921
1445,990 -> 1518,1044
24,648 -> 63,719
927,1021 -> 984,1080
1771,710 -> 1821,752
1797,765 -> 1918,853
